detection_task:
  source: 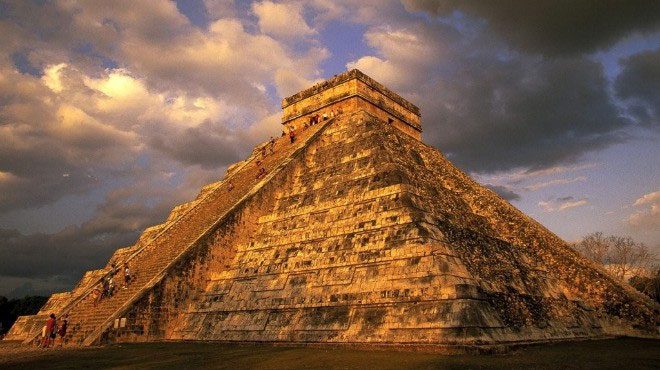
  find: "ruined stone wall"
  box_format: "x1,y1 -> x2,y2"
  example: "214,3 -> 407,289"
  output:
283,70 -> 420,116
353,97 -> 421,140
282,71 -> 421,140
102,208 -> 259,343
38,293 -> 73,315
74,110 -> 657,347
283,94 -> 420,141
102,130 -> 311,343
354,79 -> 421,131
173,112 -> 495,344
283,96 -> 359,134
100,112 -> 656,346
282,79 -> 358,122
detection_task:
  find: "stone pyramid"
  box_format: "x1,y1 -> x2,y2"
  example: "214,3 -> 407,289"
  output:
7,70 -> 657,348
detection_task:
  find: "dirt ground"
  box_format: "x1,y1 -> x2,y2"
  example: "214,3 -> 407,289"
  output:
0,338 -> 658,369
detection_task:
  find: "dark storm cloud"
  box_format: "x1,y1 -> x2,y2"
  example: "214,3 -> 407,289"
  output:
349,8 -> 634,174
149,120 -> 246,170
424,55 -> 629,173
0,189 -> 175,296
402,0 -> 660,55
615,49 -> 660,127
484,184 -> 520,201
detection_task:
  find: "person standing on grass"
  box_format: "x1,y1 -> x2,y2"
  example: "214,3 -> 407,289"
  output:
57,318 -> 67,346
42,313 -> 56,348
39,324 -> 47,347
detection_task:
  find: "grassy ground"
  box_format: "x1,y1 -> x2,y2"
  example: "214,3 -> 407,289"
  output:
0,338 -> 658,369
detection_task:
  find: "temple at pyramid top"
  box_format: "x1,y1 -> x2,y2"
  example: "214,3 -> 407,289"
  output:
281,69 -> 422,140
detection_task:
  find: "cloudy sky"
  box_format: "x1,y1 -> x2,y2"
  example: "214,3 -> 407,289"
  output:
0,0 -> 658,297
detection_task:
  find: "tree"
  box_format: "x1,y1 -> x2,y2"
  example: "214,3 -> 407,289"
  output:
628,268 -> 660,303
574,232 -> 656,281
0,296 -> 49,335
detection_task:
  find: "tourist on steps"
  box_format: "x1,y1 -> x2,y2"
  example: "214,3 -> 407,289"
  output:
256,167 -> 267,180
102,277 -> 110,299
92,285 -> 101,306
123,263 -> 131,289
289,128 -> 296,143
108,276 -> 116,297
269,137 -> 275,154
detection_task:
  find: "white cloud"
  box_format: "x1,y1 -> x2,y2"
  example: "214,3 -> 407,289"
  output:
628,190 -> 660,228
633,190 -> 660,206
524,176 -> 587,191
476,163 -> 598,185
252,1 -> 316,40
0,0 -> 333,216
557,199 -> 589,211
42,63 -> 67,92
347,55 -> 403,85
346,25 -> 449,93
539,198 -> 589,212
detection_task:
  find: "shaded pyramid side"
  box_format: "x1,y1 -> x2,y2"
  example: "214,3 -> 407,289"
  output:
376,119 -> 657,340
102,110 -> 657,346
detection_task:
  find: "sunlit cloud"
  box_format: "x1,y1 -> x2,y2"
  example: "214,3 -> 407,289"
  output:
539,197 -> 589,212
524,176 -> 587,191
41,63 -> 67,92
628,190 -> 660,228
252,1 -> 317,40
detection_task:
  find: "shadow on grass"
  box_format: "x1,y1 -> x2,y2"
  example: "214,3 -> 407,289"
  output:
1,338 -> 659,369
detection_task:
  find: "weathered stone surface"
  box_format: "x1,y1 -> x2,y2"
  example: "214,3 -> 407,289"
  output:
7,70 -> 657,348
282,69 -> 421,140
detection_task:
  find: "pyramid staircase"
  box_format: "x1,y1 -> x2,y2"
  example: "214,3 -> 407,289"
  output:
18,118 -> 333,347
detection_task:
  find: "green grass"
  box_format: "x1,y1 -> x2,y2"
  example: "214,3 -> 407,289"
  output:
1,338 -> 659,369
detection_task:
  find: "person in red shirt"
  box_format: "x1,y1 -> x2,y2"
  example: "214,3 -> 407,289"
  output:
57,318 -> 68,346
289,128 -> 296,144
43,314 -> 56,348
